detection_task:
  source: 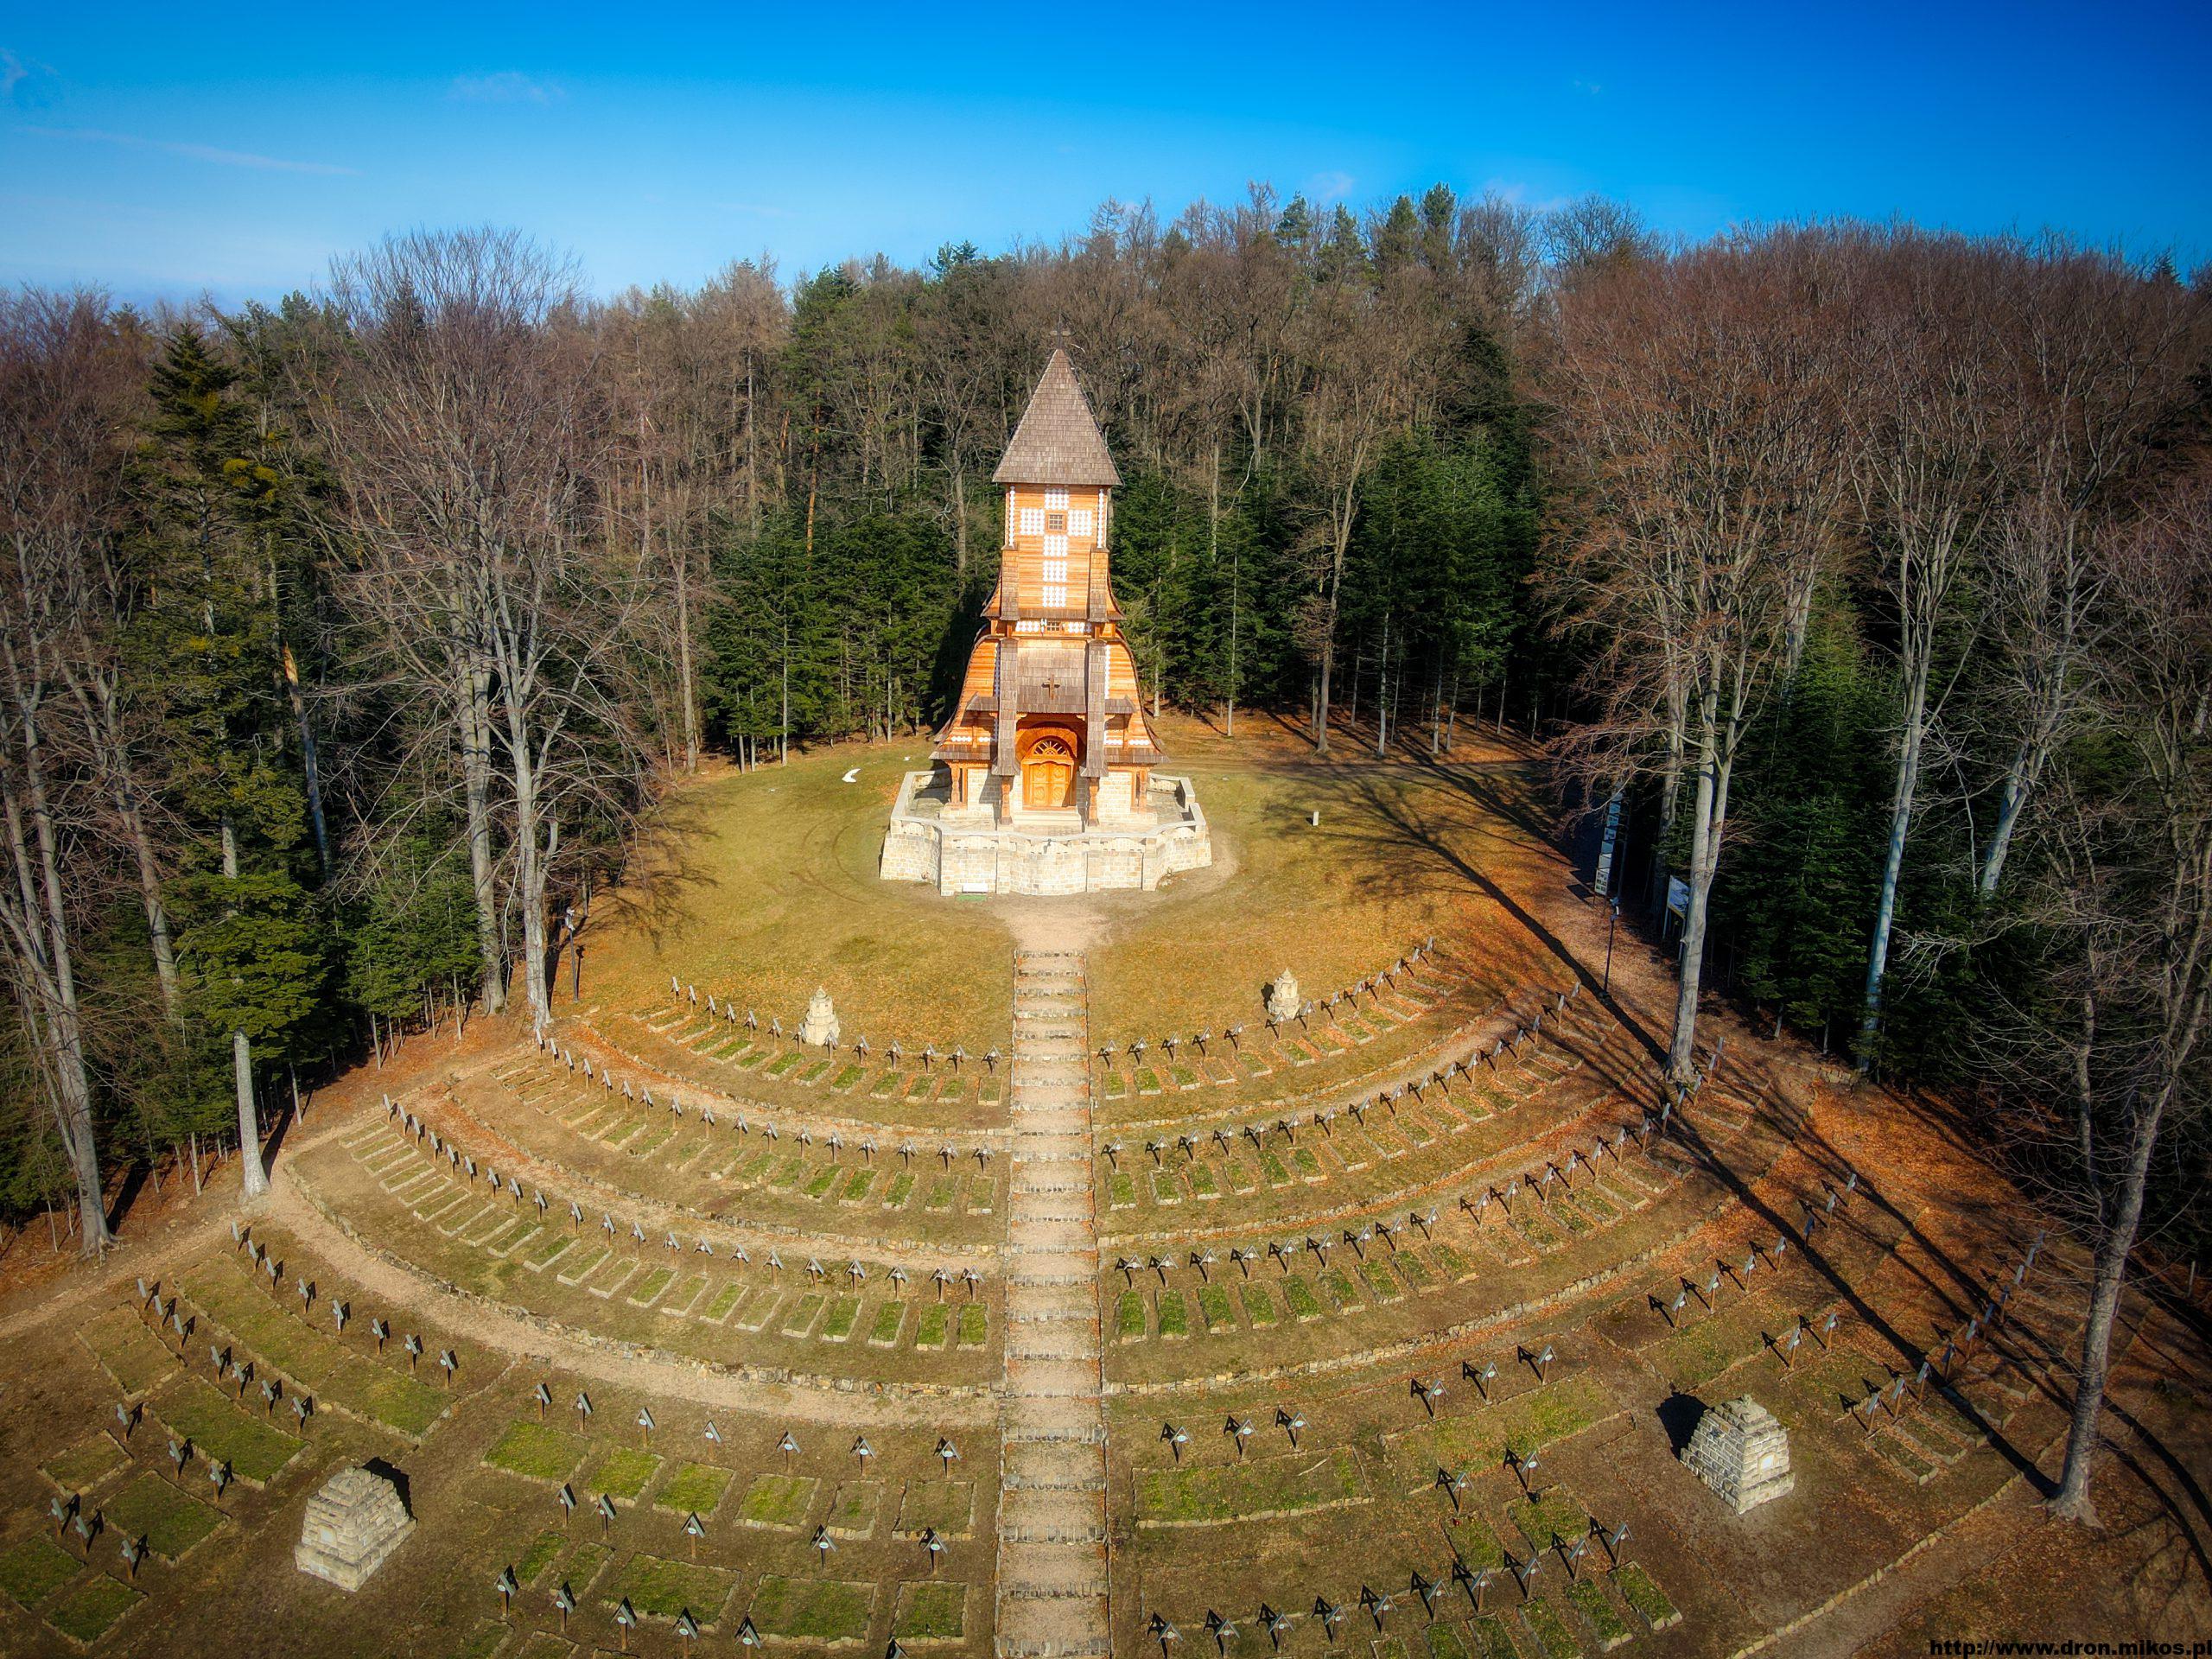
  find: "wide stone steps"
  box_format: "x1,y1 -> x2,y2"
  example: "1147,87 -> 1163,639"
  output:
1005,1421 -> 1107,1446
997,949 -> 1110,1659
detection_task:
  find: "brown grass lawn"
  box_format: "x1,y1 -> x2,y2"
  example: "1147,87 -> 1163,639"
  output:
584,712 -> 1556,1054
586,741 -> 1016,1053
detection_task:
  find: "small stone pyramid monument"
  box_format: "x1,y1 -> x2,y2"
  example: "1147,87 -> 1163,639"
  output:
1681,1395 -> 1795,1514
296,1465 -> 415,1589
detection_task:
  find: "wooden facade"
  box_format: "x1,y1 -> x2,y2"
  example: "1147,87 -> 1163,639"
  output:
931,349 -> 1166,824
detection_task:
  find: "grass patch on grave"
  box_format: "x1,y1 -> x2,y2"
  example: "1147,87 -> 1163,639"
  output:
1135,1446 -> 1363,1525
602,1552 -> 734,1620
0,1535 -> 79,1608
1510,1490 -> 1591,1554
590,1447 -> 662,1501
42,1436 -> 127,1493
1395,1250 -> 1436,1289
46,1575 -> 140,1646
1427,1624 -> 1472,1659
957,1304 -> 988,1346
103,1473 -> 221,1560
1198,1282 -> 1236,1330
1567,1577 -> 1632,1648
896,1480 -> 974,1537
894,1580 -> 967,1640
702,1281 -> 746,1322
656,1464 -> 732,1516
870,1301 -> 906,1344
1361,1257 -> 1406,1301
1612,1562 -> 1679,1629
1471,1613 -> 1525,1659
484,1420 -> 588,1484
746,1574 -> 874,1642
80,1307 -> 175,1396
1446,1514 -> 1506,1571
1521,1596 -> 1578,1659
1240,1283 -> 1277,1326
1282,1276 -> 1324,1320
152,1376 -> 301,1483
738,1473 -> 817,1528
1156,1290 -> 1190,1338
1388,1376 -> 1611,1491
1654,1294 -> 1792,1388
518,1529 -> 565,1585
827,1481 -> 880,1535
915,1304 -> 949,1347
333,1361 -> 448,1438
822,1297 -> 860,1340
1319,1266 -> 1362,1309
1108,1172 -> 1137,1208
884,1172 -> 915,1207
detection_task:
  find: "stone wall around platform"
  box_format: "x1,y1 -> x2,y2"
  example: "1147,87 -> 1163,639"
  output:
880,771 -> 1211,896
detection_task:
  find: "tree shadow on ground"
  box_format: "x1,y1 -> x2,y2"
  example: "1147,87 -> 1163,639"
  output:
1314,761 -> 1666,1076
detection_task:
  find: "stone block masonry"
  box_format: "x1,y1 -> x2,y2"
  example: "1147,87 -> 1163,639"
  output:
295,1464 -> 416,1590
881,772 -> 1211,897
1681,1395 -> 1796,1515
994,950 -> 1110,1656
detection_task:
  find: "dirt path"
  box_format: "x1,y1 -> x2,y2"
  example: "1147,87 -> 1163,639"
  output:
993,949 -> 1112,1658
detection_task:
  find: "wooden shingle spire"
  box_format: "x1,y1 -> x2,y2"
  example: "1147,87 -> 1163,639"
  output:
993,348 -> 1121,488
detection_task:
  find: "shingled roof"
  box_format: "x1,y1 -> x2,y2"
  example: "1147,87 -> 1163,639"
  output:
993,348 -> 1122,487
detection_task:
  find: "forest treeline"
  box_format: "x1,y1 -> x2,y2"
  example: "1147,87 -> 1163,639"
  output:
2,184 -> 2208,1519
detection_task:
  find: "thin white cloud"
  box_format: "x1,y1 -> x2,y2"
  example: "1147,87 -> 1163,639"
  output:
3,47 -> 58,108
449,71 -> 562,105
1304,169 -> 1356,205
1483,178 -> 1577,215
1572,78 -> 1604,97
23,124 -> 359,175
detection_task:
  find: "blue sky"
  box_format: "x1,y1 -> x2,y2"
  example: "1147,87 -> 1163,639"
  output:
3,1 -> 2206,303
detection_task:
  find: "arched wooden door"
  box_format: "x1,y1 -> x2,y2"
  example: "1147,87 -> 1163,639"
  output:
1021,734 -> 1076,810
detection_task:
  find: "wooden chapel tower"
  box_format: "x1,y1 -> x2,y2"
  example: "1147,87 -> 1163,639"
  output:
931,347 -> 1164,824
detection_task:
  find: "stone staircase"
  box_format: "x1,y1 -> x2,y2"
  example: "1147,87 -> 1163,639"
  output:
995,950 -> 1110,1658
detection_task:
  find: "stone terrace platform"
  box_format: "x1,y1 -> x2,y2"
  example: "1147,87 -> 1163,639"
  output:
880,771 -> 1211,896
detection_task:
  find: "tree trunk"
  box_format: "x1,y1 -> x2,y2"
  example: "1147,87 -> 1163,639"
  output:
121,793 -> 180,1014
1978,758 -> 2031,900
282,643 -> 332,876
221,817 -> 270,1201
2051,1102 -> 2160,1522
1855,652 -> 1931,1073
460,653 -> 505,1014
673,533 -> 700,772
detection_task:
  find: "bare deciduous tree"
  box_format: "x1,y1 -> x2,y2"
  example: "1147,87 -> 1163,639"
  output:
0,291 -> 132,1253
1546,232 -> 1847,1083
321,229 -> 658,1029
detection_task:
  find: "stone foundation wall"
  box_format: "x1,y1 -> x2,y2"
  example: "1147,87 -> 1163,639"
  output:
880,772 -> 1211,895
